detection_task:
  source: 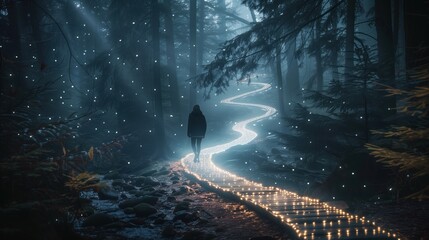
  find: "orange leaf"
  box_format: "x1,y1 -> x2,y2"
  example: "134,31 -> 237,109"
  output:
88,146 -> 94,160
62,146 -> 67,156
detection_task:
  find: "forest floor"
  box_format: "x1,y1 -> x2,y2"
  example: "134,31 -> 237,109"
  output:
76,155 -> 428,240
76,162 -> 290,240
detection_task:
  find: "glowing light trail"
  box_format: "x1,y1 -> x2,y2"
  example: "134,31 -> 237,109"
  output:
181,82 -> 399,239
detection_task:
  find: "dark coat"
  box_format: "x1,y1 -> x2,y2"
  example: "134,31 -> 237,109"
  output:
187,110 -> 207,138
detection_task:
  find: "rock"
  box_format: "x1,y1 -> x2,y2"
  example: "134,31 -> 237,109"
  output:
123,208 -> 134,214
135,176 -> 160,187
133,203 -> 157,217
142,186 -> 156,192
167,196 -> 176,202
128,189 -> 139,195
141,196 -> 159,205
119,198 -> 143,209
122,183 -> 136,191
174,210 -> 187,215
174,201 -> 190,212
134,191 -> 146,197
154,189 -> 167,195
153,216 -> 165,224
198,218 -> 209,225
162,224 -> 176,237
111,180 -> 135,190
173,211 -> 187,222
134,177 -> 145,185
149,191 -> 164,197
120,193 -> 128,199
82,213 -> 116,227
172,186 -> 188,196
98,187 -> 119,200
173,211 -> 198,223
143,178 -> 160,186
156,212 -> 166,219
118,196 -> 158,209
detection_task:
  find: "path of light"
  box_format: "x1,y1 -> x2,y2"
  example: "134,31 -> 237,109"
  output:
181,82 -> 399,240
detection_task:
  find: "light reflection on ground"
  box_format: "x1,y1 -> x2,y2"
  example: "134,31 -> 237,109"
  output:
181,82 -> 399,240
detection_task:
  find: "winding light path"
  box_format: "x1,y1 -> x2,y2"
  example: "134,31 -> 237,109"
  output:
181,82 -> 399,240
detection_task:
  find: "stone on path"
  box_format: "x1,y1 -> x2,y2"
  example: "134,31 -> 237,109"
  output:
133,203 -> 157,217
82,213 -> 116,227
97,186 -> 119,200
174,201 -> 190,212
118,196 -> 158,209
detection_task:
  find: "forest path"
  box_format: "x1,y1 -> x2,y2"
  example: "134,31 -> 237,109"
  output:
181,82 -> 399,240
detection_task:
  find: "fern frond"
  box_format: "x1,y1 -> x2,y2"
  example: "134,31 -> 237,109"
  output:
366,144 -> 429,177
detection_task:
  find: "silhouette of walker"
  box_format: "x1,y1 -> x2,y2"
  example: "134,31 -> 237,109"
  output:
187,105 -> 207,163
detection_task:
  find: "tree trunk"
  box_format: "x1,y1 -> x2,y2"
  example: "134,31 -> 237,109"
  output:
29,0 -> 47,71
345,0 -> 356,82
392,0 -> 399,51
163,0 -> 182,120
315,3 -> 323,91
286,38 -> 300,101
331,0 -> 339,81
197,0 -> 205,73
393,0 -> 406,83
404,0 -> 429,70
189,0 -> 197,108
151,0 -> 167,156
6,0 -> 27,91
375,0 -> 396,113
275,46 -> 285,117
217,0 -> 227,40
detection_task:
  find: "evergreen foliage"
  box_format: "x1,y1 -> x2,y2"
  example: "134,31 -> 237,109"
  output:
199,0 -> 346,97
276,41 -> 396,200
367,64 -> 429,199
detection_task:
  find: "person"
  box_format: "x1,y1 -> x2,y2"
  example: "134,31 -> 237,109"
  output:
187,105 -> 207,163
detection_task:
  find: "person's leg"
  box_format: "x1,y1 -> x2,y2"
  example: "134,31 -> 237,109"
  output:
196,138 -> 202,157
191,137 -> 198,162
191,137 -> 196,154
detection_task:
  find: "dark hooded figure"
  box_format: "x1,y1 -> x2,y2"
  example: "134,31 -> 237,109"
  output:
187,105 -> 207,162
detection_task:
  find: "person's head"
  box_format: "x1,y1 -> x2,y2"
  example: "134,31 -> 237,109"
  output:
193,105 -> 200,112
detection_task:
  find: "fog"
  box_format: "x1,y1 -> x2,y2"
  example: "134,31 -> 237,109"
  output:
1,0 -> 428,239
